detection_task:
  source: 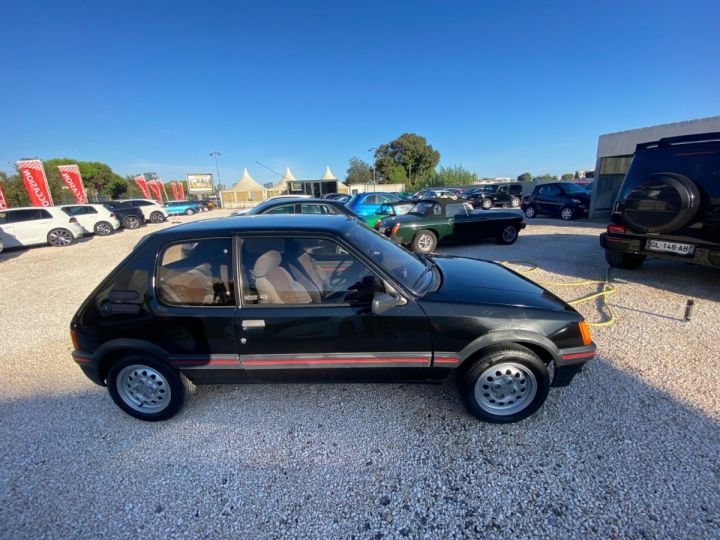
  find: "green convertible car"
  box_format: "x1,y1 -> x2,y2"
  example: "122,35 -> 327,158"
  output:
364,201 -> 416,230
377,198 -> 526,253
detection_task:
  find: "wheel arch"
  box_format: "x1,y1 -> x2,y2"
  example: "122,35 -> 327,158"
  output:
95,339 -> 172,384
457,331 -> 560,369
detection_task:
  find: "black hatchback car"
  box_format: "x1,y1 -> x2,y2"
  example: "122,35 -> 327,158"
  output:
522,182 -> 591,220
601,133 -> 720,269
71,215 -> 595,423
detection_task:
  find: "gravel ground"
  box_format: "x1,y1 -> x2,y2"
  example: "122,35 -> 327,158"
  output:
1,211 -> 719,539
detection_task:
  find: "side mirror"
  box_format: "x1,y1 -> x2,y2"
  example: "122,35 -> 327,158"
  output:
372,292 -> 398,315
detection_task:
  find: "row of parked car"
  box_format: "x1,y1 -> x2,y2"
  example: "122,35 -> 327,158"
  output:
0,198 -> 218,253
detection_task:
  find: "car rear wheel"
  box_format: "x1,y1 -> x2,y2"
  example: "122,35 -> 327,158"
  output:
524,205 -> 537,218
150,211 -> 165,223
185,208 -> 195,215
94,221 -> 114,236
107,355 -> 189,421
458,345 -> 550,423
497,224 -> 519,244
47,228 -> 74,247
510,197 -> 521,208
481,198 -> 493,210
412,229 -> 437,254
560,207 -> 574,220
605,249 -> 646,269
122,216 -> 141,229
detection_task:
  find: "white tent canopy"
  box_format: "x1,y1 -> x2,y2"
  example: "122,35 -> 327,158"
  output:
321,165 -> 337,180
274,166 -> 297,189
230,168 -> 264,191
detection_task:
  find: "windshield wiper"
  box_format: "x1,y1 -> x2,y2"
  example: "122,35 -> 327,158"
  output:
412,255 -> 436,289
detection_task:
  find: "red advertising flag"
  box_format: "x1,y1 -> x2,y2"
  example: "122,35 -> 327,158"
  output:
170,181 -> 179,201
17,159 -> 54,207
0,182 -> 8,209
147,179 -> 163,203
158,179 -> 170,202
133,175 -> 150,199
57,164 -> 87,204
178,182 -> 185,200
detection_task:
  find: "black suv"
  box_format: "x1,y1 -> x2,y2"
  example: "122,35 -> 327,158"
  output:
102,202 -> 145,229
70,215 -> 595,423
522,182 -> 590,220
601,133 -> 720,269
466,184 -> 523,210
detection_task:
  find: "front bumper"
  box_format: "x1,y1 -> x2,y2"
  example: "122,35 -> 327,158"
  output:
601,233 -> 720,267
554,344 -> 596,387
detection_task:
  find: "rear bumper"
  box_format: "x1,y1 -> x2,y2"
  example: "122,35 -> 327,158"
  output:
601,233 -> 720,267
72,351 -> 104,386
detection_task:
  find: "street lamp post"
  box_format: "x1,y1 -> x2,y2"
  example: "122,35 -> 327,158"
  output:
368,147 -> 376,184
209,152 -> 222,194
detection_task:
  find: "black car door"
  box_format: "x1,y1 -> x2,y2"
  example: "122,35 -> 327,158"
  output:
233,234 -> 434,382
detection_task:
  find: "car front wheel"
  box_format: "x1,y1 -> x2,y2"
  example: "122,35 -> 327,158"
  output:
122,216 -> 141,229
107,355 -> 189,421
510,197 -> 521,208
412,229 -> 437,253
47,228 -> 75,247
150,211 -> 165,223
481,198 -> 493,210
560,207 -> 575,220
497,224 -> 519,245
94,221 -> 114,236
524,205 -> 536,218
458,345 -> 550,423
185,208 -> 195,215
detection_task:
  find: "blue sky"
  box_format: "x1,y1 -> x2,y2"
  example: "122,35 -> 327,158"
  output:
1,0 -> 718,185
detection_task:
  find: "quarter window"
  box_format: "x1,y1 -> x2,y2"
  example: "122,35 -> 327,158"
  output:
239,237 -> 385,306
157,239 -> 235,306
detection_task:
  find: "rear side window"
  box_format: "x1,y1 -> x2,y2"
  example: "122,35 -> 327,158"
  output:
265,205 -> 295,214
157,239 -> 235,306
364,195 -> 380,204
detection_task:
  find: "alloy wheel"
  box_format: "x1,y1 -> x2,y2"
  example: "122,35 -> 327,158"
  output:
124,216 -> 140,229
501,225 -> 517,243
48,228 -> 73,247
95,222 -> 113,236
417,233 -> 434,252
474,362 -> 537,416
561,208 -> 574,220
116,364 -> 171,414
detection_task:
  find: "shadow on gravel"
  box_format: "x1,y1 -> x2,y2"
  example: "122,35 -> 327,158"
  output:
2,359 -> 718,537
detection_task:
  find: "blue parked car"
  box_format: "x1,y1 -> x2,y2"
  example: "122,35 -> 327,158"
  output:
345,192 -> 406,217
165,201 -> 203,216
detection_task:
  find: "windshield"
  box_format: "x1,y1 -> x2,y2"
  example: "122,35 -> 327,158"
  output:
409,201 -> 437,216
561,183 -> 588,194
345,224 -> 429,292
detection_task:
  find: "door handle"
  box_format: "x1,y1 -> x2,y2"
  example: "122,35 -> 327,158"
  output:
242,319 -> 265,329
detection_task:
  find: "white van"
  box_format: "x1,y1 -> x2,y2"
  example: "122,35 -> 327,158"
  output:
0,207 -> 85,248
60,204 -> 120,236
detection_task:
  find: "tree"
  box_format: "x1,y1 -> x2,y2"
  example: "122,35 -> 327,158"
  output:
585,170 -> 594,178
517,172 -> 532,182
435,165 -> 477,186
561,173 -> 574,180
346,157 -> 373,184
374,133 -> 440,186
536,173 -> 556,180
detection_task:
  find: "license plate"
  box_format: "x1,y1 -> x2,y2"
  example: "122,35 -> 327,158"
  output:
646,239 -> 695,256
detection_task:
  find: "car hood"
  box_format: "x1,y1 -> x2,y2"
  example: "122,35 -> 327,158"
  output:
420,255 -> 575,312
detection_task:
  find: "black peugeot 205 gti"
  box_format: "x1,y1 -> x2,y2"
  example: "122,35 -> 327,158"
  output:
71,214 -> 595,423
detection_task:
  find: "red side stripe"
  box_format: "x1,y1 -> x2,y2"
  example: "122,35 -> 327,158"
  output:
243,357 -> 427,366
434,358 -> 460,364
561,352 -> 595,360
172,359 -> 239,366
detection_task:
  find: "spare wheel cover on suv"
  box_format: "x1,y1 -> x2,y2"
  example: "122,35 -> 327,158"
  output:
622,172 -> 701,233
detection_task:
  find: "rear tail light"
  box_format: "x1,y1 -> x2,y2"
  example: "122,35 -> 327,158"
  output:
607,223 -> 626,234
69,217 -> 78,223
578,321 -> 592,346
391,223 -> 400,235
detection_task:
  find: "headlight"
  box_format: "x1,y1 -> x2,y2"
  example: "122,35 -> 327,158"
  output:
571,198 -> 582,204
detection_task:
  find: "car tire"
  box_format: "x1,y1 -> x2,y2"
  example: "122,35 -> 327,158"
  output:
605,249 -> 646,269
496,224 -> 519,245
94,221 -> 114,236
560,207 -> 575,220
47,228 -> 75,247
122,216 -> 141,229
185,208 -> 195,215
510,197 -> 521,208
481,198 -> 493,210
150,211 -> 165,223
107,354 -> 189,421
524,205 -> 537,218
412,229 -> 437,254
457,345 -> 550,423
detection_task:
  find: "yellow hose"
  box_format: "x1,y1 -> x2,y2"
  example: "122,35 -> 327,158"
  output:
500,261 -> 616,327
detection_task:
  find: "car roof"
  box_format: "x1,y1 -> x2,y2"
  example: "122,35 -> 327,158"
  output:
0,206 -> 62,212
154,214 -> 358,237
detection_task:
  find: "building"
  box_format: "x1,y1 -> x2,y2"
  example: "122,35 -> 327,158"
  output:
589,116 -> 720,218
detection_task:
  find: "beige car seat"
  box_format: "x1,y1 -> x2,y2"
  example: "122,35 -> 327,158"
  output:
160,266 -> 214,305
252,250 -> 311,305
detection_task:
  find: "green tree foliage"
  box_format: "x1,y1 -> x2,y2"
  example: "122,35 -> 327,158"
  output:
434,165 -> 478,186
374,133 -> 440,186
346,157 -> 373,184
517,172 -> 533,182
561,173 -> 575,180
536,173 -> 556,180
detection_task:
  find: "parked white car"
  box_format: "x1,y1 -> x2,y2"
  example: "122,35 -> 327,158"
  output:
0,207 -> 85,248
60,204 -> 120,236
114,199 -> 169,223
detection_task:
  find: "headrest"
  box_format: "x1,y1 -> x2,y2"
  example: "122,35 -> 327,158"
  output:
252,250 -> 281,278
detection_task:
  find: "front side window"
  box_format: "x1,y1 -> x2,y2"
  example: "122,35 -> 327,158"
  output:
364,195 -> 380,204
265,205 -> 295,214
239,237 -> 385,306
157,238 -> 235,306
446,203 -> 469,217
8,209 -> 45,223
